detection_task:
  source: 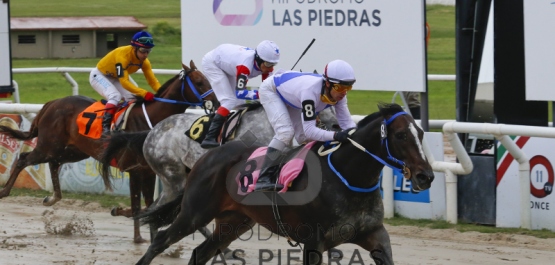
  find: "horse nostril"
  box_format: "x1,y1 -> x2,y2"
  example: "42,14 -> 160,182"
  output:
417,173 -> 433,183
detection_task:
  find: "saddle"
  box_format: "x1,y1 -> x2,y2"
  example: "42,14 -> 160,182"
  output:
76,101 -> 134,139
185,103 -> 261,145
234,141 -> 317,195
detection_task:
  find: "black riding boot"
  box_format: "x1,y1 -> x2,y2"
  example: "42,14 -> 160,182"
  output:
101,112 -> 114,135
254,147 -> 285,192
200,113 -> 226,149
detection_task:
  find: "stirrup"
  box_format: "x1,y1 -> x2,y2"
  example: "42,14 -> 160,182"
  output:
200,138 -> 220,149
254,183 -> 284,192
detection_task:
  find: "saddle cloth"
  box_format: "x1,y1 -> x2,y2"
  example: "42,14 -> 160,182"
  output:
184,106 -> 250,144
234,141 -> 317,195
76,101 -> 133,139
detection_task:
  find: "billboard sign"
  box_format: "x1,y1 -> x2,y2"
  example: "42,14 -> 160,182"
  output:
181,0 -> 427,91
497,136 -> 555,230
523,1 -> 555,100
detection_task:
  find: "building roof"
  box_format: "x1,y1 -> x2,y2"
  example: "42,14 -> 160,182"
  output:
11,16 -> 147,31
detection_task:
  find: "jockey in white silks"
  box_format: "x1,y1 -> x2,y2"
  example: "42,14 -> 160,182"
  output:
200,40 -> 281,148
255,59 -> 358,192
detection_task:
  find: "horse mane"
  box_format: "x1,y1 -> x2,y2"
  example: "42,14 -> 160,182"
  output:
234,101 -> 263,111
357,103 -> 405,127
131,73 -> 180,104
156,74 -> 180,97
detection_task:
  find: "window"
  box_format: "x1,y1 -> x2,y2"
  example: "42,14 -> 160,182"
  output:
18,35 -> 36,44
62,35 -> 80,44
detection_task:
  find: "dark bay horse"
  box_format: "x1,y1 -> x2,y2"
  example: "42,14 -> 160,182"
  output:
99,104 -> 339,211
0,61 -> 216,243
134,103 -> 435,265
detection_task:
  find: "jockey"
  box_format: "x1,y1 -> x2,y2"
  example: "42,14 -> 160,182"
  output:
200,40 -> 280,149
89,31 -> 161,134
255,60 -> 357,192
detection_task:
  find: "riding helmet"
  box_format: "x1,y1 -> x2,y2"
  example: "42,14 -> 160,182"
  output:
255,40 -> 280,64
323,60 -> 356,86
131,31 -> 155,48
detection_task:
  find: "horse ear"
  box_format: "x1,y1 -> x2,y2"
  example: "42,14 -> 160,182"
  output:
182,62 -> 190,72
190,60 -> 196,70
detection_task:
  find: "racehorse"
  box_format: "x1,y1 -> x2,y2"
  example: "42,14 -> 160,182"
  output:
0,61 -> 216,243
132,103 -> 435,265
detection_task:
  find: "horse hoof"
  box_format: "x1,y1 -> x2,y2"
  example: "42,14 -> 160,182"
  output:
223,249 -> 238,260
42,196 -> 56,206
111,207 -> 121,216
134,237 -> 148,244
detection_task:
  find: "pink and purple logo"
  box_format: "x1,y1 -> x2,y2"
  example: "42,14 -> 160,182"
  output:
213,0 -> 263,26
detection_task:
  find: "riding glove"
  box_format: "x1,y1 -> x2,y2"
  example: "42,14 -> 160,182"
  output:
334,129 -> 352,143
144,92 -> 155,102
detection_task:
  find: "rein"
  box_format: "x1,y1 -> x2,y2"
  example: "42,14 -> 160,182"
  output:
152,69 -> 215,112
318,111 -> 410,193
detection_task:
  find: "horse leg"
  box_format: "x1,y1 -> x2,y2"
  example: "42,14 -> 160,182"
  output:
127,171 -> 147,244
352,224 -> 394,265
136,207 -> 216,265
0,152 -> 33,198
189,214 -> 255,265
141,172 -> 156,243
303,241 -> 325,265
43,161 -> 63,206
41,148 -> 89,206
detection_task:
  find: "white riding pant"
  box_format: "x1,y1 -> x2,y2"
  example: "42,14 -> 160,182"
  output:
202,53 -> 247,111
259,77 -> 307,151
89,68 -> 135,106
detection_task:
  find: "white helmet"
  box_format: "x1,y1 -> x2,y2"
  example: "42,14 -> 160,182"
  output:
255,40 -> 280,64
323,60 -> 356,85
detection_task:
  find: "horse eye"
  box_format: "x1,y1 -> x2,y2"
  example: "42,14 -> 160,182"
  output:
395,132 -> 407,140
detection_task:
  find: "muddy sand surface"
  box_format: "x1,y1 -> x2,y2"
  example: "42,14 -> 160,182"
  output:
1,196 -> 555,265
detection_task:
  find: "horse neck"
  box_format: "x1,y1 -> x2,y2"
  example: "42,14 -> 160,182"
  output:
329,123 -> 385,188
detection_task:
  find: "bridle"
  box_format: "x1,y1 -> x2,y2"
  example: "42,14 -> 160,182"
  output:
152,69 -> 215,114
318,111 -> 412,192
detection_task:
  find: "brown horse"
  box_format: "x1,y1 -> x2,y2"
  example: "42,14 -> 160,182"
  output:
0,60 -> 216,243
135,103 -> 435,265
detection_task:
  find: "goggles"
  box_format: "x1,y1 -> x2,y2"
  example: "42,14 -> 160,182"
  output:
262,61 -> 277,68
136,36 -> 154,45
331,83 -> 353,93
138,47 -> 152,54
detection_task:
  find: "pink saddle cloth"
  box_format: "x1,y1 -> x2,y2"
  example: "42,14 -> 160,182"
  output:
237,141 -> 317,194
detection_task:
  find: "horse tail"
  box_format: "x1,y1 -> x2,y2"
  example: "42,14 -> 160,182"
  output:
99,131 -> 150,182
135,192 -> 184,229
0,101 -> 55,140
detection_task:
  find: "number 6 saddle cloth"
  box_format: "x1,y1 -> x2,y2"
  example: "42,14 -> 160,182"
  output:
185,103 -> 258,144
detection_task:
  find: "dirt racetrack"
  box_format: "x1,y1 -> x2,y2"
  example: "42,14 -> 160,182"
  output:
1,196 -> 555,265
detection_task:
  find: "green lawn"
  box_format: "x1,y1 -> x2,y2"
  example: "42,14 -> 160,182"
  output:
9,2 -> 457,118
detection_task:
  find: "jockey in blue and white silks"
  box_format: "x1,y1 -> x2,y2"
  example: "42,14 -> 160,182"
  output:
201,40 -> 281,149
255,60 -> 358,192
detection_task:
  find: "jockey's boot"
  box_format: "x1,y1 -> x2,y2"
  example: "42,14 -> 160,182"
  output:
200,113 -> 226,149
101,112 -> 114,135
254,147 -> 285,192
